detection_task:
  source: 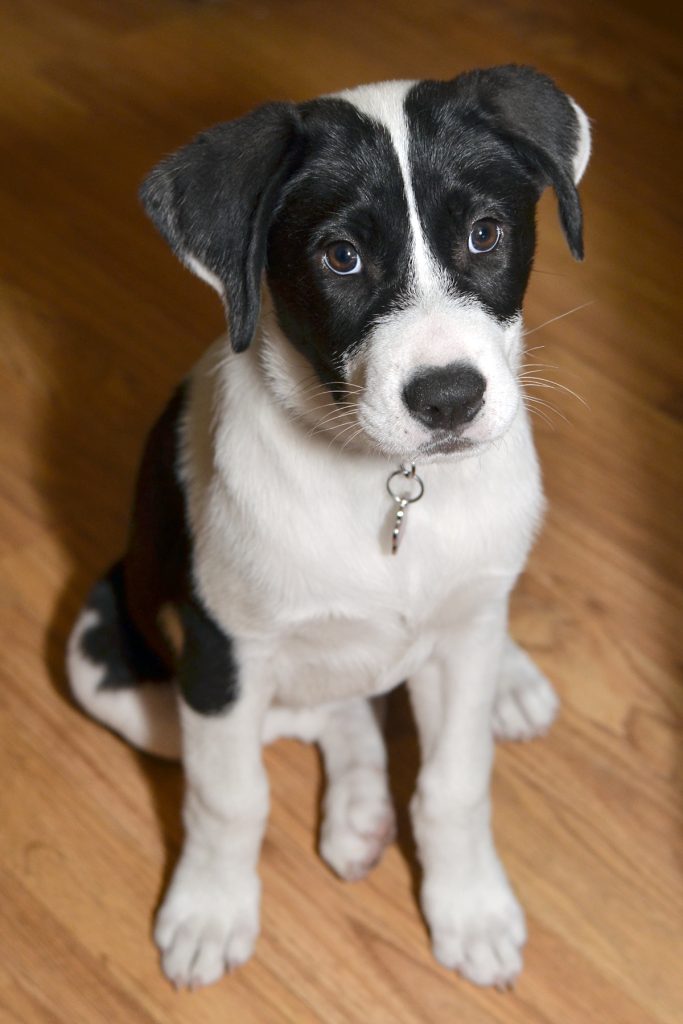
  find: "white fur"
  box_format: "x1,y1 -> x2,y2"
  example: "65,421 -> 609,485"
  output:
67,609 -> 181,759
408,601 -> 526,986
493,640 -> 559,741
569,97 -> 592,184
155,683 -> 271,988
155,689 -> 395,985
349,298 -> 523,458
182,334 -> 543,703
184,254 -> 225,297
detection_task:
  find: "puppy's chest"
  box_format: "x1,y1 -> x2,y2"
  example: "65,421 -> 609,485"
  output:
197,434 -> 541,706
253,492 -> 525,706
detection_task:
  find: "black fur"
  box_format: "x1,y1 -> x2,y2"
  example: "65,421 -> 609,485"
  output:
139,103 -> 305,355
405,65 -> 584,269
177,600 -> 239,715
80,560 -> 170,687
79,384 -> 239,715
267,98 -> 413,383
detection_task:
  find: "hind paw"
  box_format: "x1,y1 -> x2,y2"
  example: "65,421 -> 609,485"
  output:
320,766 -> 396,881
494,641 -> 559,742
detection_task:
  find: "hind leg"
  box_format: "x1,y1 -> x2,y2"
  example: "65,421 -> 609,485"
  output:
493,638 -> 559,742
317,700 -> 396,882
263,699 -> 395,881
66,567 -> 181,760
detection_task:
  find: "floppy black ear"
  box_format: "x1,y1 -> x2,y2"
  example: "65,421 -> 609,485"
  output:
456,65 -> 591,259
140,102 -> 303,352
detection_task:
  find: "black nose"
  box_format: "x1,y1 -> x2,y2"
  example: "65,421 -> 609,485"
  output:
402,363 -> 486,431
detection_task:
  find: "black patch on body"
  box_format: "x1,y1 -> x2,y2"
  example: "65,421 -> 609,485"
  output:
176,601 -> 238,715
81,560 -> 170,687
266,97 -> 413,384
79,384 -> 238,715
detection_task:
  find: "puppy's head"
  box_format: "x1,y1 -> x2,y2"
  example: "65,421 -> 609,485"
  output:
141,65 -> 590,460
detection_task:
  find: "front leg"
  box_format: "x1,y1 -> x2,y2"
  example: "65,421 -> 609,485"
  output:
155,603 -> 272,990
408,602 -> 526,989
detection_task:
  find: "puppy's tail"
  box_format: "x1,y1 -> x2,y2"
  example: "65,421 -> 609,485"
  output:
66,561 -> 181,760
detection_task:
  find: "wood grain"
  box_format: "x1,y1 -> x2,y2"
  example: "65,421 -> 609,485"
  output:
0,1 -> 681,1021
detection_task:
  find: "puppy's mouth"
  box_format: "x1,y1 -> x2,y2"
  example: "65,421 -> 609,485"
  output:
367,434 -> 485,463
416,433 -> 480,457
344,415 -> 487,461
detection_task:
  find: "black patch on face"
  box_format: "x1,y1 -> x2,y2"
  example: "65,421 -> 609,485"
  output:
78,383 -> 238,715
405,80 -> 539,320
405,66 -> 583,319
266,98 -> 413,385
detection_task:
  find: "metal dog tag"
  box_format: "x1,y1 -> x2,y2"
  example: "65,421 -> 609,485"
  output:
386,463 -> 425,555
391,497 -> 409,554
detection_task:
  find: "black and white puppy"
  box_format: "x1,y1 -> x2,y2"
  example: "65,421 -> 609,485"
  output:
67,65 -> 590,991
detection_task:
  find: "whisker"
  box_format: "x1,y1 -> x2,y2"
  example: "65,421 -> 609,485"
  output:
309,410 -> 359,434
525,406 -> 555,430
329,420 -> 365,449
523,394 -> 570,426
522,300 -> 595,339
518,362 -> 560,373
298,386 -> 365,405
299,390 -> 365,403
340,426 -> 365,451
309,423 -> 356,441
306,401 -> 358,416
307,407 -> 357,432
519,377 -> 588,408
298,379 -> 364,396
332,419 -> 363,438
519,362 -> 589,389
523,398 -> 557,429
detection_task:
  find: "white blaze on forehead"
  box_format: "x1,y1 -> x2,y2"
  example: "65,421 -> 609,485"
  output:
336,80 -> 446,298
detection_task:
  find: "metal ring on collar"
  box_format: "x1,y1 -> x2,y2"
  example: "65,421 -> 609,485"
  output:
386,467 -> 425,504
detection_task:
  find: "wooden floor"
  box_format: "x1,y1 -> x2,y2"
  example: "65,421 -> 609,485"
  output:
1,1 -> 681,1021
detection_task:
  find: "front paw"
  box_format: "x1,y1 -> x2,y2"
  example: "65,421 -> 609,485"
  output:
422,873 -> 527,988
155,864 -> 260,989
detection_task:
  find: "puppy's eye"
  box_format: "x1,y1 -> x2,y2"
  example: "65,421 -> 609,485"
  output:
323,241 -> 362,275
468,219 -> 502,254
